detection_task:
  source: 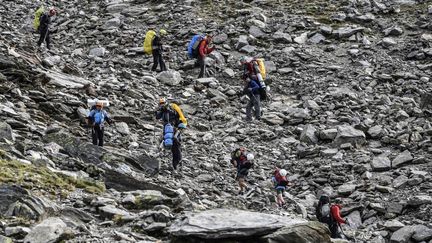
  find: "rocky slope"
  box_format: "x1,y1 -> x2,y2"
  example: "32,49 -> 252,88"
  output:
0,0 -> 432,242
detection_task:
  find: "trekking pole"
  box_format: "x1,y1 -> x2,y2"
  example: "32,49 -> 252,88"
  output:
338,223 -> 355,241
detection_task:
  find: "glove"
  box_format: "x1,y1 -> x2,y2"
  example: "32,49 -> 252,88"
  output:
345,218 -> 350,226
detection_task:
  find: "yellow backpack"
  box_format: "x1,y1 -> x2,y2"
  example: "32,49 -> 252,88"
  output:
171,103 -> 187,126
33,6 -> 45,31
256,58 -> 266,80
143,30 -> 156,55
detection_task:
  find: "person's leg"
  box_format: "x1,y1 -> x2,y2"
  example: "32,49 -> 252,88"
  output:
98,127 -> 104,146
172,138 -> 182,170
198,56 -> 205,78
159,53 -> 167,71
246,98 -> 253,121
37,29 -> 46,46
151,51 -> 159,71
254,94 -> 261,119
45,31 -> 51,49
92,127 -> 97,145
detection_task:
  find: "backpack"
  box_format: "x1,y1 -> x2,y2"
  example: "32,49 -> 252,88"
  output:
317,195 -> 333,224
275,171 -> 288,186
143,30 -> 157,55
34,6 -> 45,31
188,35 -> 204,58
94,111 -> 105,125
163,123 -> 174,149
256,79 -> 268,101
255,59 -> 266,80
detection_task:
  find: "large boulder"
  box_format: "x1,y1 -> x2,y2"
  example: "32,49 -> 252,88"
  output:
169,208 -> 310,241
156,70 -> 182,86
23,217 -> 71,243
261,221 -> 331,243
334,126 -> 366,146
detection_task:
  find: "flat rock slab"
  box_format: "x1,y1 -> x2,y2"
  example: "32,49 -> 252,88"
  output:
169,208 -> 306,239
40,69 -> 91,89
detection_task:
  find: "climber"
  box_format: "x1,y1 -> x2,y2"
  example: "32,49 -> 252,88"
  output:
155,98 -> 187,171
316,195 -> 350,238
241,56 -> 261,81
197,35 -> 215,78
240,77 -> 261,122
37,7 -> 56,50
231,148 -> 254,194
87,101 -> 112,147
151,29 -> 168,72
272,168 -> 289,207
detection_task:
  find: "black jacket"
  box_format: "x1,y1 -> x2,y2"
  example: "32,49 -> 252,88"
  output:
39,13 -> 51,34
155,106 -> 180,126
152,35 -> 163,53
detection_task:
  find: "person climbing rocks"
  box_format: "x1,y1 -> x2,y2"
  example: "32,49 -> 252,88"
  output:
316,195 -> 350,238
272,168 -> 289,207
37,7 -> 56,50
155,98 -> 187,171
151,29 -> 167,72
231,148 -> 254,194
197,35 -> 215,78
87,101 -> 112,147
240,57 -> 261,122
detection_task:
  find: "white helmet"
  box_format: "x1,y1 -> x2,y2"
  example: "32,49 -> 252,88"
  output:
279,169 -> 287,177
247,153 -> 254,161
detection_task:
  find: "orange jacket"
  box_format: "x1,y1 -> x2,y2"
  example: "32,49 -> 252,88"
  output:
331,204 -> 346,224
198,39 -> 214,58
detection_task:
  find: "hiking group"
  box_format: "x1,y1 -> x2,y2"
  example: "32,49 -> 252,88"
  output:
35,5 -> 350,240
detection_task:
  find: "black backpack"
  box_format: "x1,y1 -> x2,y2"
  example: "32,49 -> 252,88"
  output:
316,195 -> 333,225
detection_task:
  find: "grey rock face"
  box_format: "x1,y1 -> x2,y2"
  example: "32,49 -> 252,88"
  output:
23,217 -> 70,243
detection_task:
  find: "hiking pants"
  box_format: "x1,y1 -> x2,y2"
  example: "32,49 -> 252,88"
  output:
37,28 -> 50,49
329,223 -> 342,238
92,125 -> 104,147
172,138 -> 182,170
151,50 -> 166,72
198,55 -> 206,78
246,94 -> 261,120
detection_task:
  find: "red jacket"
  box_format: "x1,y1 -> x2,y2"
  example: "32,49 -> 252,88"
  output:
331,204 -> 346,224
198,39 -> 214,58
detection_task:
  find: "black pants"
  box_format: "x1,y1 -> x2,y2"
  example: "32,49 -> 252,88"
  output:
198,55 -> 206,78
329,223 -> 342,238
37,28 -> 50,49
151,51 -> 166,72
172,138 -> 182,170
92,126 -> 104,147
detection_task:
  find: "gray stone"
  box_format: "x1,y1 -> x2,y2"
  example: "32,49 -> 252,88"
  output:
23,217 -> 70,243
169,209 -> 307,239
104,17 -> 121,29
337,183 -> 356,196
319,129 -> 338,140
236,35 -> 249,50
264,61 -> 277,73
273,32 -> 292,43
249,26 -> 265,38
412,225 -> 432,241
333,27 -> 364,39
0,235 -> 13,243
407,195 -> 432,206
0,122 -> 15,141
42,55 -> 61,67
89,47 -> 107,57
240,45 -> 256,54
384,220 -> 405,232
382,38 -> 397,48
390,226 -> 415,243
300,125 -> 318,144
197,77 -> 218,86
116,122 -> 130,135
156,70 -> 182,86
294,32 -> 308,44
371,156 -> 391,171
98,205 -> 131,219
213,33 -> 228,44
308,33 -> 326,44
392,150 -> 413,168
384,26 -> 404,36
261,221 -> 331,243
334,126 -> 366,146
368,125 -> 383,138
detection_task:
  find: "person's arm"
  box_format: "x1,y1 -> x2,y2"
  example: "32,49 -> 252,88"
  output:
87,110 -> 95,125
198,41 -> 206,57
331,205 -> 346,224
206,45 -> 215,55
251,80 -> 260,92
155,108 -> 163,120
104,111 -> 112,125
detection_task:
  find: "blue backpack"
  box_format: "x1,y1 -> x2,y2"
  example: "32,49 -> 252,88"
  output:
163,123 -> 174,148
188,34 -> 204,58
94,111 -> 105,125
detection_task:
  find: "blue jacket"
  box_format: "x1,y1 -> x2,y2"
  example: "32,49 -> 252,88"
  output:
88,109 -> 111,127
247,79 -> 260,95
